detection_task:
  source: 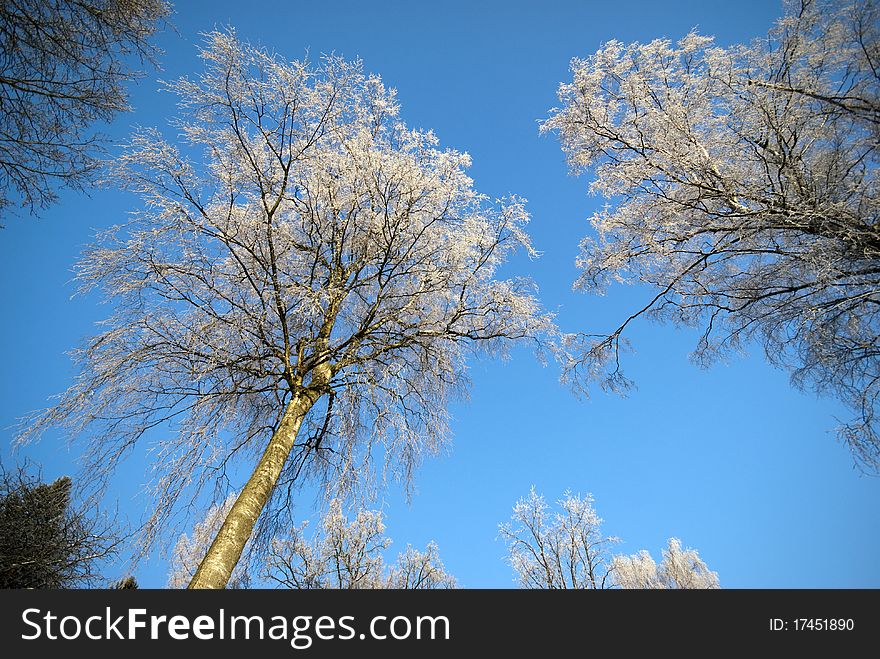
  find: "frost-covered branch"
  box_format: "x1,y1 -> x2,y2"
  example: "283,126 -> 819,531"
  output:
499,488 -> 619,589
545,0 -> 880,470
263,500 -> 456,589
613,538 -> 719,589
20,30 -> 553,587
500,489 -> 718,589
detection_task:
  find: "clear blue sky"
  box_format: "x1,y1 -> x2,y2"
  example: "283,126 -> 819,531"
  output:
1,0 -> 878,588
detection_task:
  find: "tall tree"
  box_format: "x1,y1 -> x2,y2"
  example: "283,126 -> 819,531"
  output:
0,463 -> 121,588
544,0 -> 880,470
22,31 -> 552,588
263,500 -> 456,589
499,489 -> 717,589
0,0 -> 171,217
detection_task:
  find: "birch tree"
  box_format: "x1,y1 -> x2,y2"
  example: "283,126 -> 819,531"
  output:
499,488 -> 619,589
21,30 -> 552,588
166,495 -> 250,588
613,538 -> 719,589
386,542 -> 456,590
263,500 -> 456,589
500,489 -> 717,589
0,0 -> 171,217
544,0 -> 880,470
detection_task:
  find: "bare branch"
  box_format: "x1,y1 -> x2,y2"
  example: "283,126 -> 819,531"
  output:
0,0 -> 171,218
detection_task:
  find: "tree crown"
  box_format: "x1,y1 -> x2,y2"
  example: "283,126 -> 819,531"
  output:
22,30 -> 553,552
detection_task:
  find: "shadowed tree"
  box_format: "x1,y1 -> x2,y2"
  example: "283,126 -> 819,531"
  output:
21,31 -> 553,588
544,0 -> 880,470
0,463 -> 122,588
114,575 -> 139,588
0,0 -> 171,217
263,500 -> 456,589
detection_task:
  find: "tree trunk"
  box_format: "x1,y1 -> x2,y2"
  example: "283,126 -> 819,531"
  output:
188,389 -> 320,589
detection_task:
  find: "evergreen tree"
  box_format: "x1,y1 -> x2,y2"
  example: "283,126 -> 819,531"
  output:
0,465 -> 119,588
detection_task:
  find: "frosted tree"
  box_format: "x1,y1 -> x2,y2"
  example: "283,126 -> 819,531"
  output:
500,489 -> 717,589
263,500 -> 456,589
613,538 -> 719,589
499,488 -> 618,589
544,0 -> 880,470
386,541 -> 457,589
0,0 -> 171,217
167,496 -> 250,589
21,30 -> 551,588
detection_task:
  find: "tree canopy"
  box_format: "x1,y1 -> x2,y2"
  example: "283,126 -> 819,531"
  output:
0,0 -> 170,217
22,30 -> 552,587
500,489 -> 718,589
545,0 -> 880,470
263,500 -> 456,589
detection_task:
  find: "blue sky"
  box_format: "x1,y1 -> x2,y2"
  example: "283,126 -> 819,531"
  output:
1,0 -> 878,588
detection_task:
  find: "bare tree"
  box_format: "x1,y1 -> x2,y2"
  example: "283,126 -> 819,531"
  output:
500,489 -> 717,589
0,461 -> 122,588
263,500 -> 456,589
21,30 -> 552,588
499,488 -> 619,589
0,0 -> 171,217
544,0 -> 880,470
613,538 -> 719,589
